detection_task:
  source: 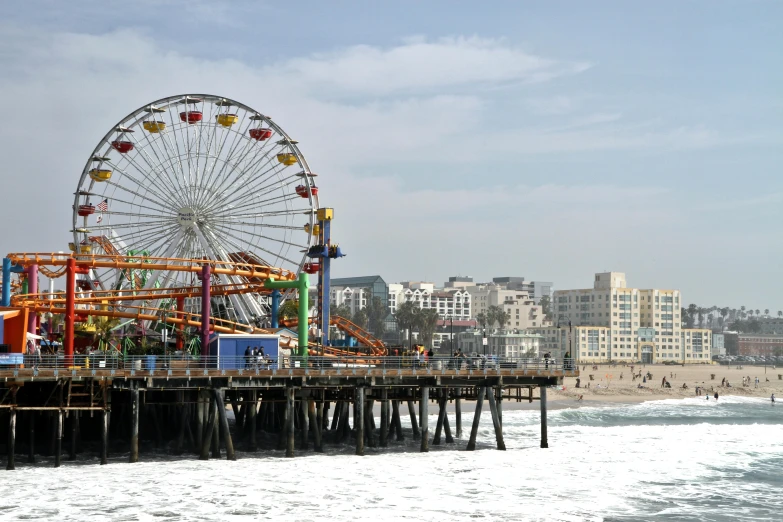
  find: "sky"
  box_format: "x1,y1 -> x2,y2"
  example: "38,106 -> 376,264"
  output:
0,0 -> 781,310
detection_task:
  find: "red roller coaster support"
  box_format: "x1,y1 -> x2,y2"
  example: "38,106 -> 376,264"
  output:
65,258 -> 75,367
200,264 -> 211,358
176,296 -> 185,351
26,264 -> 38,336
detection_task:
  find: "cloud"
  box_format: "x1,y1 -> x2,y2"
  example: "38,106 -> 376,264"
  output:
281,36 -> 592,96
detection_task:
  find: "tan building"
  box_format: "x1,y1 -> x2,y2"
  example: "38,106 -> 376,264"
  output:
531,325 -> 610,362
553,272 -> 684,363
467,284 -> 545,329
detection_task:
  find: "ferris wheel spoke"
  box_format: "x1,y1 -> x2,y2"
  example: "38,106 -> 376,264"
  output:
207,223 -> 302,267
196,120 -> 253,208
99,194 -> 173,217
105,165 -> 177,211
200,152 -> 283,214
208,222 -> 306,250
211,168 -> 294,213
139,129 -> 191,208
221,180 -> 302,213
101,210 -> 174,220
115,141 -> 186,208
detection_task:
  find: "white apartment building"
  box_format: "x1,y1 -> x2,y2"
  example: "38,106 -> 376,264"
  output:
456,329 -> 542,358
330,286 -> 369,316
388,282 -> 472,320
553,272 -> 684,362
467,284 -> 545,329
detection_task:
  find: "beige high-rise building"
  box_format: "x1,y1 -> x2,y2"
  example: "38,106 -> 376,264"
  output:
552,272 -> 685,363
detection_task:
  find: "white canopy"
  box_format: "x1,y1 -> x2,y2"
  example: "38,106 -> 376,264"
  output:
26,332 -> 44,341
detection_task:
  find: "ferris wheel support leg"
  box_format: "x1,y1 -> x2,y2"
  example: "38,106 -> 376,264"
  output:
1,258 -> 10,307
271,290 -> 281,328
64,259 -> 76,367
319,216 -> 332,347
26,264 -> 38,335
201,264 -> 212,362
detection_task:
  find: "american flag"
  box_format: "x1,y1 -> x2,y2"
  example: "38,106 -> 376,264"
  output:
97,199 -> 109,212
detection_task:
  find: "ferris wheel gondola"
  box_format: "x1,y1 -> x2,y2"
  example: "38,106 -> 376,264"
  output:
72,94 -> 319,326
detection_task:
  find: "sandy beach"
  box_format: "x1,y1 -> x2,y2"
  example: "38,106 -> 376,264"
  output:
548,362 -> 783,406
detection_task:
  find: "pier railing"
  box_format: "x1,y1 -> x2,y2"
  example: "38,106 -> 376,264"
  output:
2,354 -> 575,376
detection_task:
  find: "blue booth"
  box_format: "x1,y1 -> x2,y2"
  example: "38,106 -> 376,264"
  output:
207,333 -> 280,370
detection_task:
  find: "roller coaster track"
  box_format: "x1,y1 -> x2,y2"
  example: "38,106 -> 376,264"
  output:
281,315 -> 388,355
5,252 -> 368,358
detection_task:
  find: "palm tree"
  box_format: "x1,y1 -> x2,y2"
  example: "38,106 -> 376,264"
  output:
720,307 -> 730,331
778,310 -> 782,319
395,301 -> 419,345
415,308 -> 440,348
755,309 -> 761,317
741,306 -> 746,320
476,312 -> 488,330
687,304 -> 698,328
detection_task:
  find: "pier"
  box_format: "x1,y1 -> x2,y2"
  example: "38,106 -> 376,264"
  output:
0,356 -> 575,468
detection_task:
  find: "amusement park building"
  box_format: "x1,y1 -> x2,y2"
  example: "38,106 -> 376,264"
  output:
455,329 -> 542,358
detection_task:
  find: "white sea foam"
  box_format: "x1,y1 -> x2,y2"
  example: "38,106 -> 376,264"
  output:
1,400 -> 781,521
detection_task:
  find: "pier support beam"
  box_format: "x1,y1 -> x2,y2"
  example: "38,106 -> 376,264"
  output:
196,390 -> 205,453
486,387 -> 506,451
200,391 -> 216,460
129,383 -> 139,463
300,395 -> 310,451
420,386 -> 429,453
407,400 -> 419,439
247,390 -> 257,452
355,387 -> 364,456
392,400 -> 404,441
443,409 -> 454,443
466,386 -> 486,451
69,411 -> 79,460
379,391 -> 389,448
6,409 -> 16,470
100,409 -> 109,465
455,394 -> 463,438
215,389 -> 235,460
433,393 -> 446,446
27,411 -> 35,464
285,386 -> 295,458
54,409 -> 63,467
540,385 -> 548,449
308,399 -> 322,452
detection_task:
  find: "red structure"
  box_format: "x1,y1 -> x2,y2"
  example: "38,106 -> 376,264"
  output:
249,128 -> 273,141
180,111 -> 203,124
295,185 -> 318,198
111,140 -> 134,153
64,258 -> 76,366
78,204 -> 95,217
738,334 -> 783,357
303,262 -> 320,274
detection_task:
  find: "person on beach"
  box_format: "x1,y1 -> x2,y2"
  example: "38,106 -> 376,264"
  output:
772,394 -> 775,403
661,376 -> 666,388
714,392 -> 719,400
755,377 -> 759,388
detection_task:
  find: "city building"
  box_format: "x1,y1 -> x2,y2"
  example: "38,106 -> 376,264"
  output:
530,325 -> 611,362
329,276 -> 389,316
552,271 -> 684,362
680,329 -> 712,362
712,333 -> 725,358
467,284 -> 545,329
491,277 -> 553,303
388,282 -> 472,320
455,329 -> 542,358
737,334 -> 783,357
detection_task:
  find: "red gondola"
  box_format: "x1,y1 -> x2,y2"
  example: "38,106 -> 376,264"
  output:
180,111 -> 203,124
111,140 -> 134,153
78,204 -> 95,217
295,185 -> 318,198
249,128 -> 273,141
303,262 -> 320,274
310,185 -> 318,196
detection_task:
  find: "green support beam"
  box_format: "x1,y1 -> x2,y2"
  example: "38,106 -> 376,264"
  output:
264,272 -> 310,359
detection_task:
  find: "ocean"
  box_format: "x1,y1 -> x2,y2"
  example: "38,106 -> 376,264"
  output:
1,396 -> 781,521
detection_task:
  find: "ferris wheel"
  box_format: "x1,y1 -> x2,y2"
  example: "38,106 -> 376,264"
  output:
71,94 -> 320,325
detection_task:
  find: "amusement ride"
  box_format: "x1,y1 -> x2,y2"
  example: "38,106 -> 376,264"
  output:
1,94 -> 387,361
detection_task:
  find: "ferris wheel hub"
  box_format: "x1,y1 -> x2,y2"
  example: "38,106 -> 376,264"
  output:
178,207 -> 196,226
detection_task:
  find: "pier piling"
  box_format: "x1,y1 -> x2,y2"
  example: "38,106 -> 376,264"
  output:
420,386 -> 429,453
540,385 -> 548,449
407,400 -> 419,439
285,386 -> 295,458
355,387 -> 364,456
466,386 -> 486,451
54,409 -> 63,467
215,389 -> 235,460
129,383 -> 139,463
27,411 -> 35,464
6,409 -> 16,470
100,409 -> 109,465
486,387 -> 506,451
379,391 -> 389,448
455,393 -> 463,438
247,390 -> 257,451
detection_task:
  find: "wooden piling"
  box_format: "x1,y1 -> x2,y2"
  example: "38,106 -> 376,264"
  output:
391,400 -> 404,441
466,386 -> 486,451
433,394 -> 446,445
420,386 -> 429,452
6,409 -> 16,470
443,408 -> 454,443
199,392 -> 216,460
129,383 -> 139,463
247,390 -> 257,451
210,396 -> 220,459
100,409 -> 109,465
54,409 -> 63,467
540,385 -> 548,449
69,411 -> 79,460
379,391 -> 389,448
215,389 -> 236,461
175,391 -> 186,455
308,399 -> 323,452
285,386 -> 295,458
355,387 -> 364,456
196,389 -> 205,452
300,395 -> 310,451
365,399 -> 376,448
486,387 -> 506,450
455,394 -> 463,438
27,411 -> 34,464
407,400 -> 420,439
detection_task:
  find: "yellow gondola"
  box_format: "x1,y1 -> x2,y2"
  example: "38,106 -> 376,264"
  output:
143,120 -> 167,133
216,114 -> 238,127
304,223 -> 321,235
89,168 -> 112,182
277,153 -> 297,166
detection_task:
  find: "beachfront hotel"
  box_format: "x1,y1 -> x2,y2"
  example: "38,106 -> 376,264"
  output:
550,272 -> 711,364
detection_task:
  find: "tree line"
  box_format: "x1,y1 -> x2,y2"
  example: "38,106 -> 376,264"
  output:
681,304 -> 782,333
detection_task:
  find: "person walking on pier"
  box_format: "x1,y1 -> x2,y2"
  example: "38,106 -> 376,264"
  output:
244,346 -> 253,369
